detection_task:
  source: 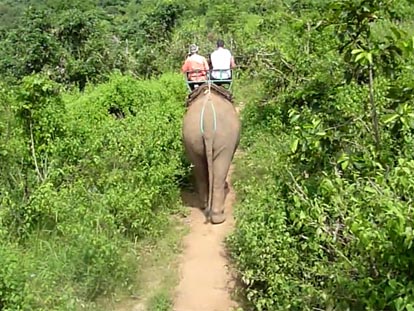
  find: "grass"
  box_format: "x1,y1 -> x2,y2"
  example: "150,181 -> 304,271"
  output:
93,214 -> 188,311
147,291 -> 172,311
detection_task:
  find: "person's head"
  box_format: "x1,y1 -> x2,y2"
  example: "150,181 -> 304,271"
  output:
216,39 -> 224,48
189,44 -> 199,55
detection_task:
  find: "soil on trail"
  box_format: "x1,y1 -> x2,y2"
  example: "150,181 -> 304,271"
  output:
173,162 -> 239,311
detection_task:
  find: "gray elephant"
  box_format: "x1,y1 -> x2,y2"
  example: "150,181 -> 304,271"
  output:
182,83 -> 240,224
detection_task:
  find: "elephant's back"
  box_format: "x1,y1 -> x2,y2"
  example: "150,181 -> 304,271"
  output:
183,103 -> 204,135
182,92 -> 240,138
182,103 -> 205,153
211,94 -> 240,131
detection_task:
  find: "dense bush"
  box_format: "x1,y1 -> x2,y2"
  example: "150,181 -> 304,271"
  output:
0,72 -> 188,309
2,0 -> 414,310
228,0 -> 414,310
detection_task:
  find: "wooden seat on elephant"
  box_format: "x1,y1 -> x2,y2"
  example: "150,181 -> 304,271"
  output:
184,69 -> 234,93
185,82 -> 234,107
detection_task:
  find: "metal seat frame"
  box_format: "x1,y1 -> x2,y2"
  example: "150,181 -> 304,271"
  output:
184,69 -> 234,92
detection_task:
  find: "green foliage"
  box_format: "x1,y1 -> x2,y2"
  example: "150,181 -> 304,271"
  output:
0,243 -> 30,310
227,0 -> 414,310
147,292 -> 173,311
0,4 -> 127,89
16,74 -> 65,180
59,73 -> 188,238
0,73 -> 188,309
0,7 -> 61,78
2,0 -> 414,310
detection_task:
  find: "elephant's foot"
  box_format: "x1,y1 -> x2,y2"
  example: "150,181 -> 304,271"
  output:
196,193 -> 208,210
211,211 -> 226,224
200,199 -> 208,210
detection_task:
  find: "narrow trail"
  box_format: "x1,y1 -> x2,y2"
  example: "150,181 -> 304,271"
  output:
173,163 -> 238,311
173,105 -> 242,311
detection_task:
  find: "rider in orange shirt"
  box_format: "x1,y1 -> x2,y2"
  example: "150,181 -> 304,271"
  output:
181,44 -> 209,90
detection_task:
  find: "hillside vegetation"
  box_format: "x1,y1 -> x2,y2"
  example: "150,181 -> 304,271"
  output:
227,1 -> 414,311
1,0 -> 414,310
0,72 -> 189,310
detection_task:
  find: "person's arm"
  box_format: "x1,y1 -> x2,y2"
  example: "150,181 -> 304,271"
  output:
181,60 -> 189,74
182,60 -> 192,81
203,58 -> 210,71
230,55 -> 236,69
207,53 -> 212,69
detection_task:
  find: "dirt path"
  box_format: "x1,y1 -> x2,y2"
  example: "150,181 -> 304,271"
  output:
111,164 -> 240,311
173,105 -> 243,311
173,162 -> 239,311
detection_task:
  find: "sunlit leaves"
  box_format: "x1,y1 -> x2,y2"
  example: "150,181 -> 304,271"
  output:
351,48 -> 373,65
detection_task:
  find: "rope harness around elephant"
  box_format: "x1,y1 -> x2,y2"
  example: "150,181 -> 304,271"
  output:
200,89 -> 217,135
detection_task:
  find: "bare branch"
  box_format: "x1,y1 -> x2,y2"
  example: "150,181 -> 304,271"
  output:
29,121 -> 44,182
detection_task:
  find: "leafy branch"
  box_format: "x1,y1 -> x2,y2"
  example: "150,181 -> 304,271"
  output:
329,0 -> 413,153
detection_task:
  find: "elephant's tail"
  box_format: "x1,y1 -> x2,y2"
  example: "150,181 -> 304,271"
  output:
200,94 -> 216,220
204,134 -> 214,219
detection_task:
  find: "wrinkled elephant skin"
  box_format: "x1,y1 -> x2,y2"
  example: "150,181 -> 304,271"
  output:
182,86 -> 240,224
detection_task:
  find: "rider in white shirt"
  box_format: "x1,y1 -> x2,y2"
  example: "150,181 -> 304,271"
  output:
210,39 -> 236,81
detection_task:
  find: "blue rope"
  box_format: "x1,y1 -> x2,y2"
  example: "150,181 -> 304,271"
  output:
200,103 -> 206,134
200,96 -> 217,135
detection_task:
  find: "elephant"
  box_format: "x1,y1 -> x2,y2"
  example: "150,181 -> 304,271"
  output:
182,83 -> 240,224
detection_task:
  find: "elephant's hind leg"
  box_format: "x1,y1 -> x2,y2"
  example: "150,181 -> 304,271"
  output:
210,153 -> 233,224
194,163 -> 208,210
188,152 -> 209,210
